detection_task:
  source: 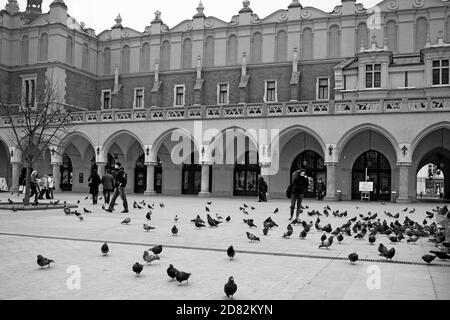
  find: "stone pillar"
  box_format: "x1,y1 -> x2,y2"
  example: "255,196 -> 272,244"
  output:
96,162 -> 106,193
144,162 -> 156,196
324,162 -> 338,201
198,164 -> 211,197
11,162 -> 21,192
397,163 -> 412,203
260,163 -> 272,200
51,162 -> 62,193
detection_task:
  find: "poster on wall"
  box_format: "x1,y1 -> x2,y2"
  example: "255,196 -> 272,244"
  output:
359,182 -> 374,192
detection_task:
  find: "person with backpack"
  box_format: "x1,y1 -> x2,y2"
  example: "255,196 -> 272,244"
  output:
105,163 -> 129,213
316,178 -> 326,201
286,169 -> 309,221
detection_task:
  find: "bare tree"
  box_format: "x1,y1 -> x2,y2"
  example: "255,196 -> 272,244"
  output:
1,80 -> 75,206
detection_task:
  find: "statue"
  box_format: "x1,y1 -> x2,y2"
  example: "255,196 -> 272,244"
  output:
242,0 -> 250,8
241,51 -> 247,77
5,0 -> 20,15
196,56 -> 202,79
154,10 -> 161,21
292,48 -> 299,73
154,59 -> 160,82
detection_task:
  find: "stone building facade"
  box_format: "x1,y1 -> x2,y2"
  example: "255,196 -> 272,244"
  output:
0,0 -> 449,202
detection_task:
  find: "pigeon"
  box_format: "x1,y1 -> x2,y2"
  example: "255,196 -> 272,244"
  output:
85,196 -> 89,200
12,206 -> 17,212
83,208 -> 91,214
274,208 -> 279,214
74,211 -> 82,217
174,215 -> 179,223
101,242 -> 109,256
422,254 -> 436,264
207,201 -> 212,206
175,270 -> 191,285
283,228 -> 293,238
251,207 -> 256,211
226,216 -> 231,223
247,220 -> 257,228
227,246 -> 235,260
407,236 -> 419,244
78,216 -> 84,222
205,207 -> 210,212
149,245 -> 163,256
167,264 -> 178,280
159,203 -> 165,208
195,221 -> 206,229
337,234 -> 344,243
171,225 -> 178,236
299,230 -> 308,239
8,198 -> 13,204
319,236 -> 334,249
320,234 -> 327,244
216,214 -> 223,220
207,214 -> 222,227
143,251 -> 160,265
369,235 -> 376,245
143,224 -> 156,232
429,251 -> 450,260
263,226 -> 269,236
402,208 -> 408,212
384,248 -> 396,260
389,236 -> 399,243
132,262 -> 143,276
121,218 -> 131,225
77,200 -> 80,204
246,232 -> 260,242
243,203 -> 248,208
37,255 -> 54,268
224,276 -> 238,299
348,253 -> 359,264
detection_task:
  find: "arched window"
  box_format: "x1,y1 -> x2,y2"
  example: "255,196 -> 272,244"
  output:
415,17 -> 428,51
328,25 -> 340,57
205,36 -> 215,67
182,38 -> 192,69
103,48 -> 111,75
140,43 -> 150,72
276,30 -> 287,62
66,36 -> 73,65
356,23 -> 369,52
160,41 -> 171,71
82,43 -> 89,70
39,33 -> 48,62
302,28 -> 313,59
21,36 -> 29,65
227,35 -> 238,65
251,32 -> 262,64
121,45 -> 130,74
386,21 -> 398,53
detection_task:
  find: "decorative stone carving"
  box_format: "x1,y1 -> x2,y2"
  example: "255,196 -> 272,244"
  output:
355,3 -> 366,13
387,0 -> 399,10
251,14 -> 260,24
112,14 -> 123,29
412,0 -> 424,9
279,11 -> 288,21
301,9 -> 311,19
121,30 -> 129,38
154,10 -> 161,21
113,64 -> 122,94
230,15 -> 239,25
204,19 -> 214,28
105,31 -> 112,40
185,22 -> 193,31
5,0 -> 20,15
161,24 -> 169,32
332,6 -> 342,15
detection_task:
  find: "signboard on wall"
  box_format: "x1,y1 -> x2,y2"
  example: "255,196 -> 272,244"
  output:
359,182 -> 374,192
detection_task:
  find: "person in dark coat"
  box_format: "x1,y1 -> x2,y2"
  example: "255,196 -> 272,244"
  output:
101,170 -> 114,204
289,169 -> 309,220
257,176 -> 268,202
105,163 -> 129,213
316,178 -> 326,201
88,170 -> 101,205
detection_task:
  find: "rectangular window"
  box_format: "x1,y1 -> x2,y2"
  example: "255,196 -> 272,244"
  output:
174,85 -> 185,106
218,84 -> 229,105
366,63 -> 382,88
404,71 -> 409,87
21,76 -> 37,109
432,59 -> 450,86
265,81 -> 277,102
134,88 -> 144,109
317,78 -> 329,100
101,90 -> 112,109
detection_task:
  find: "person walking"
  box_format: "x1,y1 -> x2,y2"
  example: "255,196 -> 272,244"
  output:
316,178 -> 326,201
257,176 -> 268,202
105,163 -> 128,213
88,170 -> 102,205
288,169 -> 309,221
47,174 -> 55,199
101,170 -> 114,205
30,170 -> 40,205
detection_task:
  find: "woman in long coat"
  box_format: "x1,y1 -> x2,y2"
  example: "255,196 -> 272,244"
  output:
88,170 -> 102,205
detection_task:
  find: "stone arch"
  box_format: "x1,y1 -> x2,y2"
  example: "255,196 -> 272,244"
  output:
328,24 -> 341,57
415,16 -> 428,51
103,130 -> 145,156
38,33 -> 48,62
227,34 -> 238,65
336,124 -> 399,162
205,35 -> 215,67
152,128 -> 201,162
61,132 -> 96,162
276,30 -> 288,62
251,32 -> 263,64
182,37 -> 193,69
121,45 -> 130,74
410,122 -> 450,156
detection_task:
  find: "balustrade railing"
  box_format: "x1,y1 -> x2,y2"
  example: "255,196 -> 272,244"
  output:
1,97 -> 449,127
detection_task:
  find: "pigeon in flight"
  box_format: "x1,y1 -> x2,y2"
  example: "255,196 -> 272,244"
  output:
83,208 -> 91,214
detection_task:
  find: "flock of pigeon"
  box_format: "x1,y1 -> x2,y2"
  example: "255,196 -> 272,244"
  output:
32,196 -> 450,299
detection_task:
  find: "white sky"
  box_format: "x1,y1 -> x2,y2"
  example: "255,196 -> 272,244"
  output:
15,0 -> 382,34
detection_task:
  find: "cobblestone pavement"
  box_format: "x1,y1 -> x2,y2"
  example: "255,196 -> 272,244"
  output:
0,192 -> 449,300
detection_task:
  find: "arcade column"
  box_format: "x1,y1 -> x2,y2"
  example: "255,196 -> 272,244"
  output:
51,162 -> 62,193
396,163 -> 412,204
11,162 -> 21,192
324,162 -> 338,201
198,163 -> 211,197
144,162 -> 156,196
